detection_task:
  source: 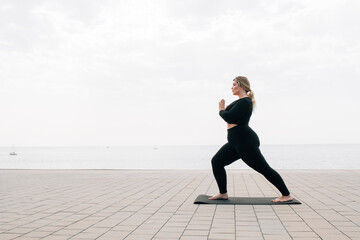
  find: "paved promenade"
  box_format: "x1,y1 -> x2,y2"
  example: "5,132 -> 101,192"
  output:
0,169 -> 359,240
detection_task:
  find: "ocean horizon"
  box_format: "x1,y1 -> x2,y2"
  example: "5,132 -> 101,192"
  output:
1,144 -> 359,170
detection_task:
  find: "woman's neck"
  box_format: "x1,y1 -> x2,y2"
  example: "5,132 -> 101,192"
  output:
237,93 -> 248,99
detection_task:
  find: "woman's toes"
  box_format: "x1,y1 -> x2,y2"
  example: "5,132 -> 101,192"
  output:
209,195 -> 220,200
208,194 -> 228,200
272,196 -> 293,202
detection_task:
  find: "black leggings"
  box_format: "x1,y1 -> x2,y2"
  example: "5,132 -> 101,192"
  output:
211,125 -> 290,196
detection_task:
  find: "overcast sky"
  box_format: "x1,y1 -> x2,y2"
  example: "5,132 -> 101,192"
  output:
1,0 -> 359,146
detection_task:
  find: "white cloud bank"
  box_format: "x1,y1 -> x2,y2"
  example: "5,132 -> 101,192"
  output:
1,0 -> 359,146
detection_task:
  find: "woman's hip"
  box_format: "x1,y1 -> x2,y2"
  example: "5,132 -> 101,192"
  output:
227,125 -> 260,147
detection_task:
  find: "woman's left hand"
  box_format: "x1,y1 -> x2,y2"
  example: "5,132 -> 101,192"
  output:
219,99 -> 226,111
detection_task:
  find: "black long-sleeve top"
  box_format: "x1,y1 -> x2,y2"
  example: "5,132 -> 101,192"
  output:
219,97 -> 252,125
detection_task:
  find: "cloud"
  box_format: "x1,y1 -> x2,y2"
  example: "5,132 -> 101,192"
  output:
1,0 -> 359,145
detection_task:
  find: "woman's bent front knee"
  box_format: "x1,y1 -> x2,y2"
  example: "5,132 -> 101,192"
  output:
211,156 -> 223,169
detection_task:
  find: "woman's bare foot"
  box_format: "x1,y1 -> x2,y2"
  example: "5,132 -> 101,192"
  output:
208,193 -> 229,200
271,195 -> 293,202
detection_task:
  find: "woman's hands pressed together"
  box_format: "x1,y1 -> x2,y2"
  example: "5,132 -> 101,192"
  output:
219,99 -> 226,111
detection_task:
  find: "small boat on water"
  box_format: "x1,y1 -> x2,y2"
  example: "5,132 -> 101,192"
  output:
9,152 -> 17,155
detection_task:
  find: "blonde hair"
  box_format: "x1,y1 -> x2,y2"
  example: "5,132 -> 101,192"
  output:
234,76 -> 256,111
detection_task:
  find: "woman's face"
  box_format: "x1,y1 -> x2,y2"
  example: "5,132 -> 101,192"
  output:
231,80 -> 241,95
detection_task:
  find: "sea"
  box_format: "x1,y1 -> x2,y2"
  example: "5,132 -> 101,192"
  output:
0,144 -> 359,169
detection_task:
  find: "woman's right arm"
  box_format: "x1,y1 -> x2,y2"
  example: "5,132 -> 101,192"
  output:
219,100 -> 247,123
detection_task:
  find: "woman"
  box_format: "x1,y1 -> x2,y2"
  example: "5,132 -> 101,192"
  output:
209,76 -> 293,202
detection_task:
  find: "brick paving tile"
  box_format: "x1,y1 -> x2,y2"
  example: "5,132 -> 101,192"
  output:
21,231 -> 52,238
263,235 -> 293,240
180,236 -> 208,240
42,236 -> 71,240
0,234 -> 21,240
0,169 -> 359,240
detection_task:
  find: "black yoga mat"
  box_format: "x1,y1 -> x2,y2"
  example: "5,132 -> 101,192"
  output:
194,195 -> 301,205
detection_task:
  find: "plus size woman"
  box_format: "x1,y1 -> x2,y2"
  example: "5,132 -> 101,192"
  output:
209,76 -> 293,202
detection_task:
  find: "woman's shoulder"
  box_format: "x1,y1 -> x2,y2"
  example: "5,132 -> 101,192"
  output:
239,97 -> 251,101
234,97 -> 251,104
235,97 -> 252,109
225,97 -> 249,110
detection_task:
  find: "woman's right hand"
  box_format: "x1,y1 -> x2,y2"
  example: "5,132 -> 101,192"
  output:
219,99 -> 225,111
